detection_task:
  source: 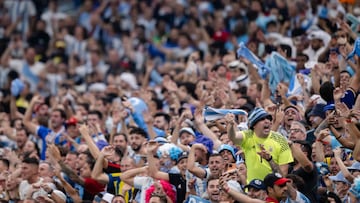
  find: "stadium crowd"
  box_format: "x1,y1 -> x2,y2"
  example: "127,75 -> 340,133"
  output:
1,0 -> 360,202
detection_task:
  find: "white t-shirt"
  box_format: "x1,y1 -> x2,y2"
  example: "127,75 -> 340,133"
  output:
133,176 -> 154,203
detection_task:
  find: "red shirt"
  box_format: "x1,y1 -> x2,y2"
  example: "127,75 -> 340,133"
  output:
265,196 -> 280,203
84,178 -> 105,195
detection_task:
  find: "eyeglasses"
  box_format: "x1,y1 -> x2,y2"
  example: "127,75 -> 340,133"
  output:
289,129 -> 302,133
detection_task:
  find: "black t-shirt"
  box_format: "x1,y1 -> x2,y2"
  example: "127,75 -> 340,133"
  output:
169,173 -> 186,203
292,164 -> 318,203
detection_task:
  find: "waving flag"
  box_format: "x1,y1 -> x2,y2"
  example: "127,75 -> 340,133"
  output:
266,52 -> 296,94
203,106 -> 248,121
236,42 -> 270,79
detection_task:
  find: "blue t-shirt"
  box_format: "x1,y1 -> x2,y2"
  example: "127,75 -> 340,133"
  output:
37,126 -> 67,160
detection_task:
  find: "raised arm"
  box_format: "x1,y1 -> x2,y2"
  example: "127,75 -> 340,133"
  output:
23,96 -> 43,135
289,142 -> 313,173
147,142 -> 169,181
142,111 -> 157,140
120,166 -> 149,186
220,178 -> 264,203
91,146 -> 115,185
170,111 -> 191,152
225,113 -> 243,146
78,125 -> 101,159
48,145 -> 85,186
187,144 -> 208,179
333,148 -> 354,183
194,108 -> 222,149
54,165 -> 82,203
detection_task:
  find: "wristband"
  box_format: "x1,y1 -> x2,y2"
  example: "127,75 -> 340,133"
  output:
346,119 -> 352,123
266,156 -> 273,162
48,189 -> 53,195
316,139 -> 330,145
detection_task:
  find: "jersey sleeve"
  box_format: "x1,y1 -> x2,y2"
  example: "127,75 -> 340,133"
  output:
276,136 -> 294,165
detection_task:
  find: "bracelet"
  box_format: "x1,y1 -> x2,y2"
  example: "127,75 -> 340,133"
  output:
316,139 -> 330,145
266,156 -> 273,162
48,189 -> 53,195
346,118 -> 352,123
335,134 -> 342,139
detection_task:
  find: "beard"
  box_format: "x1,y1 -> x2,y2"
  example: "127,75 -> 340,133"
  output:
131,144 -> 142,152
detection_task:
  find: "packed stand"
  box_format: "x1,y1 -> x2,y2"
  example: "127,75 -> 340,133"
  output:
1,0 -> 360,203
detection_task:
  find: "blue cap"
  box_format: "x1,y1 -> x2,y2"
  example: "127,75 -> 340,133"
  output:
244,179 -> 266,190
329,171 -> 351,184
308,104 -> 326,119
323,104 -> 335,112
218,144 -> 236,161
348,162 -> 360,171
248,107 -> 272,129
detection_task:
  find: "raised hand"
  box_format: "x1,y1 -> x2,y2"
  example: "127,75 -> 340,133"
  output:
333,147 -> 342,158
30,95 -> 44,106
333,87 -> 344,101
163,79 -> 178,92
101,145 -> 115,158
257,144 -> 272,161
224,113 -> 235,125
193,108 -> 204,125
47,144 -> 61,162
79,125 -> 90,137
146,141 -> 159,154
336,102 -> 350,118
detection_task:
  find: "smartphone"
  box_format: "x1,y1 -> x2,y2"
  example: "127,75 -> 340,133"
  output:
226,163 -> 237,173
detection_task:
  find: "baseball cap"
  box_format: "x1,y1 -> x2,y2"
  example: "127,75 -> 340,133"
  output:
264,173 -> 290,188
218,144 -> 236,161
308,104 -> 326,119
348,161 -> 360,171
66,117 -> 78,126
179,127 -> 195,137
329,171 -> 351,184
154,136 -> 169,145
244,179 -> 266,190
176,151 -> 188,164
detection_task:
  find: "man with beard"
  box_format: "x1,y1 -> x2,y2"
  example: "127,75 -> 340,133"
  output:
113,133 -> 129,157
153,112 -> 170,132
23,96 -> 67,160
128,127 -> 147,163
228,107 -> 293,182
14,127 -> 28,157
